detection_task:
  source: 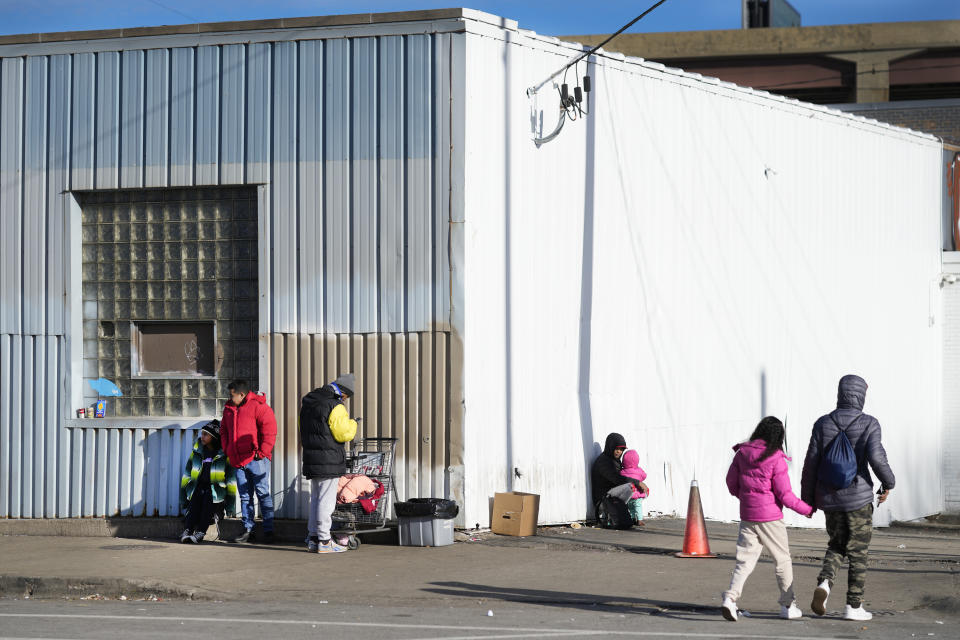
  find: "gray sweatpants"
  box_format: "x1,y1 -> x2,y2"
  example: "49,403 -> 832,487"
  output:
307,477 -> 339,541
607,482 -> 636,502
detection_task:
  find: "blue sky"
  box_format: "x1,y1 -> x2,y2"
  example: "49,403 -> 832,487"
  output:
1,0 -> 958,36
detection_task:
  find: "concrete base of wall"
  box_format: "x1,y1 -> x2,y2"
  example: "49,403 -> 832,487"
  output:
0,517 -> 398,545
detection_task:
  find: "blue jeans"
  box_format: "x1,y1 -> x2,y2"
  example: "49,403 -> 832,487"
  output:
236,458 -> 274,532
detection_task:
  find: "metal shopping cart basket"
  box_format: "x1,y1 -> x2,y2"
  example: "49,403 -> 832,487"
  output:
331,437 -> 397,549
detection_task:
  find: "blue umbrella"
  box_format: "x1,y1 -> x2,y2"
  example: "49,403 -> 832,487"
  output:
89,378 -> 123,397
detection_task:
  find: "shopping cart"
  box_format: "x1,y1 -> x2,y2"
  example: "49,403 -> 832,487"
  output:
331,437 -> 397,549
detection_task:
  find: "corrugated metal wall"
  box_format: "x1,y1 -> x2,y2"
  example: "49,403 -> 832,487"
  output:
0,335 -> 65,517
461,28 -> 944,528
1,34 -> 454,335
0,26 -> 462,518
266,332 -> 454,519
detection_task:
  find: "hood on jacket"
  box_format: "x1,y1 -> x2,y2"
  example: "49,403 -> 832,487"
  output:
732,439 -> 789,463
603,433 -> 627,457
836,374 -> 867,411
224,391 -> 267,410
302,385 -> 339,410
621,449 -> 641,470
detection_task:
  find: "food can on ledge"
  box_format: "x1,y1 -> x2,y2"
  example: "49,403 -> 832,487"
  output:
75,408 -> 85,418
95,400 -> 107,418
87,405 -> 96,418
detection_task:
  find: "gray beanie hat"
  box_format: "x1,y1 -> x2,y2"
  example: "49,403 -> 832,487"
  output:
332,373 -> 355,396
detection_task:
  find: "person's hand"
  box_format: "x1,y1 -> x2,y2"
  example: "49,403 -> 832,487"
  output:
877,488 -> 891,505
805,512 -> 813,519
639,482 -> 649,495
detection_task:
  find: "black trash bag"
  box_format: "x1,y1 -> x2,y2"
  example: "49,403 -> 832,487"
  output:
596,496 -> 633,530
395,498 -> 460,519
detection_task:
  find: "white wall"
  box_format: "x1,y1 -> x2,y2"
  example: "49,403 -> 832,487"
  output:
944,254 -> 960,512
461,25 -> 944,528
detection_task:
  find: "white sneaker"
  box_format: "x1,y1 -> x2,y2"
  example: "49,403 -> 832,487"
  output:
780,603 -> 803,619
316,539 -> 348,554
844,605 -> 873,621
720,596 -> 738,621
811,580 -> 830,616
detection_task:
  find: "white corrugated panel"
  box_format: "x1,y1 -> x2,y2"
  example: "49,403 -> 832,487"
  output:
0,335 -> 65,517
461,30 -> 943,529
120,50 -> 144,189
195,46 -> 220,185
169,47 -> 194,187
1,57 -> 24,334
272,40 -> 297,334
297,39 -> 324,334
144,49 -> 169,188
95,52 -> 120,189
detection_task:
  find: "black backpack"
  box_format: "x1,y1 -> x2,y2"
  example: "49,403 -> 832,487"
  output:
597,496 -> 633,529
819,415 -> 860,489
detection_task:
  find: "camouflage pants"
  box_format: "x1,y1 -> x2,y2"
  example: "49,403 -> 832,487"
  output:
818,503 -> 874,607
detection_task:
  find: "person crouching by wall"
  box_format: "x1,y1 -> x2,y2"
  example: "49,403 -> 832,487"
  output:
179,420 -> 238,544
299,373 -> 359,554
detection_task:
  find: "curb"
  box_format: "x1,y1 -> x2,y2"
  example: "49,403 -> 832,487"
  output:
0,575 -> 218,601
891,520 -> 960,533
0,518 -> 399,545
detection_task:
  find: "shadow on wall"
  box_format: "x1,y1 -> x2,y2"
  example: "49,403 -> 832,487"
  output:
577,59 -> 599,520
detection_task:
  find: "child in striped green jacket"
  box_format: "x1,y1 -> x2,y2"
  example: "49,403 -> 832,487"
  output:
179,420 -> 238,543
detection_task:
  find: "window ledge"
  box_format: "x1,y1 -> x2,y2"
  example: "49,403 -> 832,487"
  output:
65,417 -> 216,429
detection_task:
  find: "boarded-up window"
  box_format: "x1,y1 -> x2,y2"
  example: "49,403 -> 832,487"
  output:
132,322 -> 218,377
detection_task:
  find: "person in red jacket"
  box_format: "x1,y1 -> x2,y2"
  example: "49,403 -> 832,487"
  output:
221,379 -> 278,543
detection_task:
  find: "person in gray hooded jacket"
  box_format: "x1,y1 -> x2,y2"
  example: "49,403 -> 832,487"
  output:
801,374 -> 895,622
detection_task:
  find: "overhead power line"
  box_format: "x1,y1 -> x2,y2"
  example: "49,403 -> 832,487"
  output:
527,0 -> 670,97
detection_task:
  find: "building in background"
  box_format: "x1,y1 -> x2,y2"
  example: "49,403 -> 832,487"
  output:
742,0 -> 801,29
0,9 -> 948,526
560,20 -> 960,142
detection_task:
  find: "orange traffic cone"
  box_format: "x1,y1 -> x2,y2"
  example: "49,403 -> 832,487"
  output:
675,480 -> 717,558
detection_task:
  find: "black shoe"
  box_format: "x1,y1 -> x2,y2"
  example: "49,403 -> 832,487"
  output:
232,529 -> 252,544
261,530 -> 275,544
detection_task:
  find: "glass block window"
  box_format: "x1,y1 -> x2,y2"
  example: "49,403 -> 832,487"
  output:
77,186 -> 259,417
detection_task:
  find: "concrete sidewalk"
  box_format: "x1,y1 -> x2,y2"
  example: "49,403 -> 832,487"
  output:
1,517 -> 957,620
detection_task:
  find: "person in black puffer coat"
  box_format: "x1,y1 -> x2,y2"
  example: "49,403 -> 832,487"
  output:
801,374 -> 895,622
590,433 -> 647,526
300,373 -> 358,554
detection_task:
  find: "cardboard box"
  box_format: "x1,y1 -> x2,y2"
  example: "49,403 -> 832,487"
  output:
491,491 -> 540,536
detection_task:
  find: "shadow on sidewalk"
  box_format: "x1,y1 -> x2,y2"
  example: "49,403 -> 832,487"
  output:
422,580 -> 715,620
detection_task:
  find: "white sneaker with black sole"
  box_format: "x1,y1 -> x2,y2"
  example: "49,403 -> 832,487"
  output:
844,605 -> 873,621
720,596 -> 738,621
179,529 -> 192,543
811,580 -> 830,616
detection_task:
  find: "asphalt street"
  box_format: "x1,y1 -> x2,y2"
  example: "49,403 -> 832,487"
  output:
0,599 -> 956,640
1,518 -> 957,639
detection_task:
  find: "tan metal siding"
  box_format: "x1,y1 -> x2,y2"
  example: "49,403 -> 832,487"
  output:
266,332 -> 459,520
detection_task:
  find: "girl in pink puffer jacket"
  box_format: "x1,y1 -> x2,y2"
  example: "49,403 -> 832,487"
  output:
619,449 -> 649,525
720,416 -> 813,623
